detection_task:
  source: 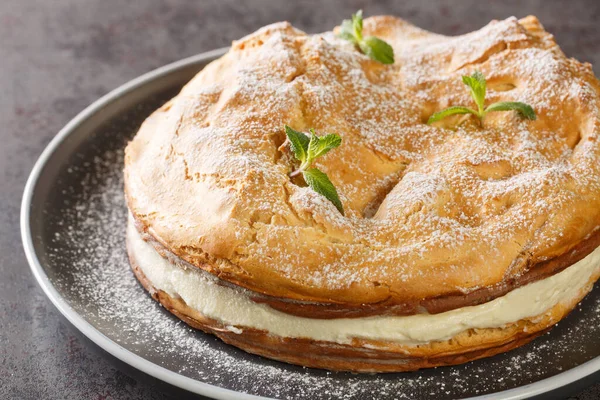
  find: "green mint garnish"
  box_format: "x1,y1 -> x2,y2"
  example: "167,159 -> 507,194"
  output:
338,10 -> 394,65
302,168 -> 344,215
284,125 -> 344,215
427,71 -> 536,124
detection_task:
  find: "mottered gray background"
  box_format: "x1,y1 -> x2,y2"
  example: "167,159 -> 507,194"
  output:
2,0 -> 600,399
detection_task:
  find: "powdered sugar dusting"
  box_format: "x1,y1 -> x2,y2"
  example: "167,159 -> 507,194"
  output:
41,116 -> 600,398
124,16 -> 600,303
34,15 -> 600,398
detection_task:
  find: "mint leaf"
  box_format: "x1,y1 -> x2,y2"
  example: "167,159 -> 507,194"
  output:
339,10 -> 362,43
303,168 -> 344,215
284,125 -> 309,163
427,106 -> 478,124
339,19 -> 357,43
485,101 -> 537,120
338,10 -> 394,64
352,10 -> 363,39
462,71 -> 487,114
307,129 -> 342,162
360,36 -> 395,64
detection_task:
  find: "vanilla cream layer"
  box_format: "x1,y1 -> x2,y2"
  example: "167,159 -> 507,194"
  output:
128,221 -> 600,345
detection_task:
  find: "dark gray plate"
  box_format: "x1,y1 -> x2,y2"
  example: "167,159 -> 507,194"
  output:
21,49 -> 600,400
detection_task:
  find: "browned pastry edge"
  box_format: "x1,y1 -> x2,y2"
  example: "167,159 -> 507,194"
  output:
127,237 -> 600,373
131,212 -> 600,319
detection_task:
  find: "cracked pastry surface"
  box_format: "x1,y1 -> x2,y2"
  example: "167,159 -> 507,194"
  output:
124,15 -> 600,318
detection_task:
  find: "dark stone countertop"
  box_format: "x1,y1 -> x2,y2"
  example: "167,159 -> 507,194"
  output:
2,1 -> 600,399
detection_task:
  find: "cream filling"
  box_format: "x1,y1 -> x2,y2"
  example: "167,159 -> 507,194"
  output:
128,221 -> 600,345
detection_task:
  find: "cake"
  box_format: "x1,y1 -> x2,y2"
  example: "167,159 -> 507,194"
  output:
124,13 -> 600,372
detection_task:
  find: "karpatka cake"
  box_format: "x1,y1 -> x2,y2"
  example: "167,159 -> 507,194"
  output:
124,12 -> 600,372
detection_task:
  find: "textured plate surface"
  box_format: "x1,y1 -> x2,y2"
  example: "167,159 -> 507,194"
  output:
21,50 -> 600,400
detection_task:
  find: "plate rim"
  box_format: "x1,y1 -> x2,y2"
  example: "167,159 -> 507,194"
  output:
19,47 -> 600,400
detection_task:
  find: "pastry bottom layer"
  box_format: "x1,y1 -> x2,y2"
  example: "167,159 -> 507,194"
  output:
129,254 -> 586,372
127,225 -> 600,372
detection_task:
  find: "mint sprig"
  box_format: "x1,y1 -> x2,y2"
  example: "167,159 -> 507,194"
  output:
427,71 -> 536,124
284,125 -> 344,215
338,10 -> 394,65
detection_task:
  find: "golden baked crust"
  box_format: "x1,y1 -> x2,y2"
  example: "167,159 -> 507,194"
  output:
128,237 -> 599,372
124,15 -> 600,309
